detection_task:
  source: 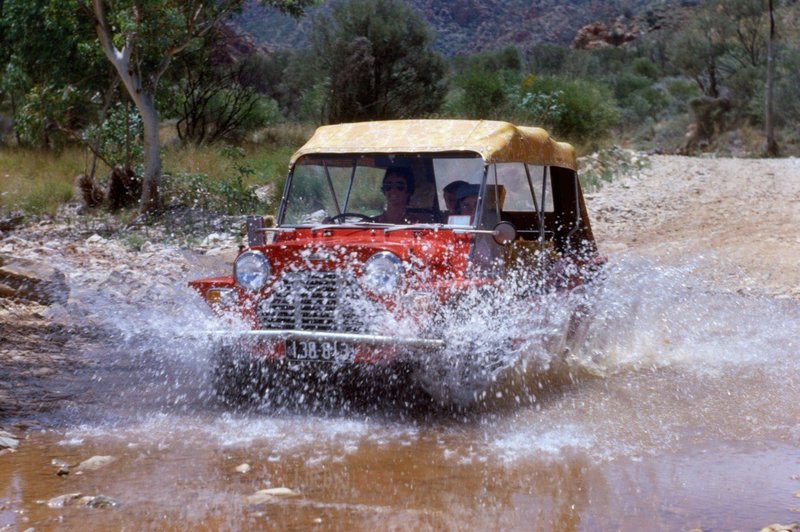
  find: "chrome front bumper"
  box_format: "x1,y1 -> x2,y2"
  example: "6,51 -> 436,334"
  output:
205,329 -> 445,350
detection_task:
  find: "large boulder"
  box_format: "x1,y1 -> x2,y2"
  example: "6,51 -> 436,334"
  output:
573,17 -> 639,49
0,255 -> 69,305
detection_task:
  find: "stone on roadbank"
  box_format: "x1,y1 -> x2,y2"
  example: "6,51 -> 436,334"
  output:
46,492 -> 83,508
760,524 -> 799,532
247,487 -> 300,505
235,463 -> 251,474
77,455 -> 117,471
0,255 -> 68,305
45,492 -> 119,509
0,430 -> 19,451
79,495 -> 120,508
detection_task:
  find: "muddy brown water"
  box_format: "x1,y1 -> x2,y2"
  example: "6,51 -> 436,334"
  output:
2,255 -> 800,530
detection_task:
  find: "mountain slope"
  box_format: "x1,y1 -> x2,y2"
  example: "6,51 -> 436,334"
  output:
233,0 -> 686,56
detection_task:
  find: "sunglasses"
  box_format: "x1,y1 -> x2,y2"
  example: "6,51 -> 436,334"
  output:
382,182 -> 407,192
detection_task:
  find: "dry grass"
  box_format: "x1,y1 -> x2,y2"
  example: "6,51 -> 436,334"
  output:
0,147 -> 111,215
0,122 -> 309,216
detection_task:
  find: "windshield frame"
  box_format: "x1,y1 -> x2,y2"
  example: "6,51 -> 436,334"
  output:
278,151 -> 486,228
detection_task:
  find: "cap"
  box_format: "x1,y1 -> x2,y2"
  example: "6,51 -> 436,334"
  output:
456,184 -> 480,200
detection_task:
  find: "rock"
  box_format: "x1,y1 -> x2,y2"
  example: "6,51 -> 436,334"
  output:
77,455 -> 116,471
79,495 -> 120,508
247,487 -> 300,505
0,255 -> 69,305
51,458 -> 70,476
235,463 -> 251,474
0,213 -> 25,232
46,492 -> 83,508
760,524 -> 799,532
0,282 -> 16,298
0,430 -> 19,451
86,234 -> 106,244
573,17 -> 638,50
252,184 -> 274,205
199,233 -> 230,248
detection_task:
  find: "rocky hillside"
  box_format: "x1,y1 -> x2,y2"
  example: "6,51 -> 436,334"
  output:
233,0 -> 692,56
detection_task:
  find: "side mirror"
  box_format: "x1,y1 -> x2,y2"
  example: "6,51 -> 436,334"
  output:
246,216 -> 267,247
492,221 -> 516,245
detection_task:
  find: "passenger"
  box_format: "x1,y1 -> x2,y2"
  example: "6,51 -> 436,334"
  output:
372,166 -> 422,225
455,184 -> 481,222
442,180 -> 469,218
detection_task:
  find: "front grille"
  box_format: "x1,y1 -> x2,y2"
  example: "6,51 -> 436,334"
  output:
257,270 -> 364,332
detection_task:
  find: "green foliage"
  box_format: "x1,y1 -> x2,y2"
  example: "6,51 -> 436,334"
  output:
452,46 -> 522,75
726,64 -> 766,123
296,80 -> 330,124
607,72 -> 667,125
774,47 -> 800,127
506,75 -> 566,126
312,0 -> 447,123
162,166 -> 262,215
14,84 -> 87,150
522,76 -> 619,145
165,48 -> 282,145
631,57 -> 661,80
160,143 -> 295,215
0,0 -> 107,147
527,44 -> 569,76
82,102 -> 144,168
453,67 -> 508,119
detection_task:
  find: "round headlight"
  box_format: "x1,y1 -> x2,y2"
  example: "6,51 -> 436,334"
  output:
360,251 -> 402,295
234,251 -> 270,291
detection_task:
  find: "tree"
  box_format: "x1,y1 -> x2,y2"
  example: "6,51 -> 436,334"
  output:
670,8 -> 730,99
0,0 -> 108,148
764,0 -> 778,156
165,32 -> 281,145
85,0 -> 312,213
312,0 -> 447,123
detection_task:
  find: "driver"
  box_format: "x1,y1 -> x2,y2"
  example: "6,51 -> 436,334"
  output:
372,166 -> 421,224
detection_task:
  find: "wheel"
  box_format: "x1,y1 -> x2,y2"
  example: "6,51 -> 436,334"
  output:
327,212 -> 372,223
211,344 -> 271,407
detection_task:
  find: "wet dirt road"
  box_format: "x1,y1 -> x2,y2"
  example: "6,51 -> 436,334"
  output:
3,154 -> 800,530
2,253 -> 800,531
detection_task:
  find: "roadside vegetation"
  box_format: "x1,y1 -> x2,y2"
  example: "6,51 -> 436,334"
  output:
1,0 -> 798,219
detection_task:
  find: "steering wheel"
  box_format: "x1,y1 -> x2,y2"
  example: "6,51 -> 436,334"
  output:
327,212 -> 373,224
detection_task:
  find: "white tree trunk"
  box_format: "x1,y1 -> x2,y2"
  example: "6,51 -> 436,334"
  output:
138,92 -> 161,212
92,0 -> 161,212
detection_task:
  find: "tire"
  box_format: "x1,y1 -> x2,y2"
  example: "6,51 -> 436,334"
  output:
211,344 -> 271,407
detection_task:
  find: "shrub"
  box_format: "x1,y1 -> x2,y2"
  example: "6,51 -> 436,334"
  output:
313,0 -> 447,123
775,48 -> 800,127
631,57 -> 661,80
453,67 -> 509,119
522,76 -> 619,145
526,44 -> 569,76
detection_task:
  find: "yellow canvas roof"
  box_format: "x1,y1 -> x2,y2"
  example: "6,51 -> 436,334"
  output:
289,119 -> 577,170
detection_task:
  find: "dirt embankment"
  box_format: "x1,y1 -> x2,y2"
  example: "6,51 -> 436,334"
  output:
588,155 -> 800,299
1,155 -> 799,418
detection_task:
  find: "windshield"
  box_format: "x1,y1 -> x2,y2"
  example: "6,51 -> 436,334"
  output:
280,154 -> 484,226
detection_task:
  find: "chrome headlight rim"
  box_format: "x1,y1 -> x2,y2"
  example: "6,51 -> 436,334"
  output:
360,251 -> 403,295
234,250 -> 270,292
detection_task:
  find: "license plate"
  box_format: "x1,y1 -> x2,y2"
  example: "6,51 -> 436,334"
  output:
285,340 -> 356,363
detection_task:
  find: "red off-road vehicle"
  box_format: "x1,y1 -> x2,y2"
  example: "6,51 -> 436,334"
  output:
190,119 -> 603,406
